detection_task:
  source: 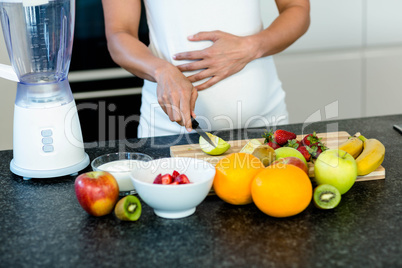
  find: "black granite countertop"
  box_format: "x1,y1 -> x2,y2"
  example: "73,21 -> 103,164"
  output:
1,114 -> 401,268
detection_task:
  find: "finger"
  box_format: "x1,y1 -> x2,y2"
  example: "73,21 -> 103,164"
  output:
195,76 -> 221,91
176,60 -> 208,72
157,95 -> 168,116
165,104 -> 175,123
159,96 -> 180,124
188,31 -> 222,42
182,110 -> 192,132
190,88 -> 198,118
173,50 -> 204,61
171,101 -> 184,126
186,69 -> 213,83
180,95 -> 194,132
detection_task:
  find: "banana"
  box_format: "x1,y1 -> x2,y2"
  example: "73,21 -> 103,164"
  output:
355,134 -> 385,176
338,133 -> 364,159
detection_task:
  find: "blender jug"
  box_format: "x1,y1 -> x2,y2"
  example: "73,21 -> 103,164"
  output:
0,0 -> 89,179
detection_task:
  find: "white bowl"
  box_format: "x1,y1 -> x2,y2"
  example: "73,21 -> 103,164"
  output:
91,152 -> 153,194
130,157 -> 216,219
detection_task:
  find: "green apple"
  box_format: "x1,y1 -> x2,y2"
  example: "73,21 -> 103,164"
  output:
314,149 -> 358,195
199,132 -> 230,156
274,147 -> 308,168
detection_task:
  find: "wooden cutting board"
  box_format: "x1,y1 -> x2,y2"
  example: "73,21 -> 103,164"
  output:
170,131 -> 385,182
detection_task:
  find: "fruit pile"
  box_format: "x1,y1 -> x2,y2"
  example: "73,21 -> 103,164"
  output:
73,130 -> 385,221
262,129 -> 328,162
211,129 -> 386,216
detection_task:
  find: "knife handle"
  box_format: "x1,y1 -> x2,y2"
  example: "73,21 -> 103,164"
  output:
393,124 -> 402,135
191,117 -> 199,129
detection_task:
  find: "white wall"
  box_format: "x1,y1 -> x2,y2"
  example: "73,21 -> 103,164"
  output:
0,27 -> 17,150
261,0 -> 402,124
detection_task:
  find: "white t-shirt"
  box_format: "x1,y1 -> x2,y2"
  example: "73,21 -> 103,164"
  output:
138,0 -> 288,138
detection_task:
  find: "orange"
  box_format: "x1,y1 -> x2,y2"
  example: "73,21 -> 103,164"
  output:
251,164 -> 312,217
213,153 -> 265,205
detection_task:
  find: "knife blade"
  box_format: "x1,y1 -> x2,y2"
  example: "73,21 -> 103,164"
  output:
191,117 -> 216,148
393,123 -> 402,135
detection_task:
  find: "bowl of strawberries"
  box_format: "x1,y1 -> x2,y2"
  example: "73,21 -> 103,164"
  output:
130,157 -> 215,219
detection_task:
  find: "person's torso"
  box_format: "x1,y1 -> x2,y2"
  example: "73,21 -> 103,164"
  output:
139,0 -> 286,136
144,0 -> 264,66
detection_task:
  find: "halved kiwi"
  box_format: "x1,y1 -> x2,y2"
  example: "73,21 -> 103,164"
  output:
114,195 -> 142,221
313,184 -> 341,209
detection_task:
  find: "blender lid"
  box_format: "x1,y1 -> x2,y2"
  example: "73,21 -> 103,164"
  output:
0,0 -> 50,5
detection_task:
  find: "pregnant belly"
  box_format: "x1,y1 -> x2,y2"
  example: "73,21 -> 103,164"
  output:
194,56 -> 284,130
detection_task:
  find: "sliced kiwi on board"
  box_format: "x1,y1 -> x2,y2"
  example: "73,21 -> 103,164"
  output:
313,184 -> 341,210
114,195 -> 142,221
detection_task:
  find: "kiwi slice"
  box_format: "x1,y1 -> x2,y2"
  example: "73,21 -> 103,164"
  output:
313,184 -> 341,209
114,195 -> 142,221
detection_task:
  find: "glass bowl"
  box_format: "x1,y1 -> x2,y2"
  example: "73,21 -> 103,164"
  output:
91,152 -> 153,195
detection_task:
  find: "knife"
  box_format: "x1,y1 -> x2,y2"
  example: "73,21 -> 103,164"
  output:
191,117 -> 216,147
393,123 -> 402,135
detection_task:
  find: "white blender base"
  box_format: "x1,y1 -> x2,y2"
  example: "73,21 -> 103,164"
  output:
10,154 -> 90,180
12,88 -> 90,180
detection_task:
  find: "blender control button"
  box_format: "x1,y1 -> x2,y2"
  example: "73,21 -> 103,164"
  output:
43,145 -> 54,153
41,129 -> 53,137
42,137 -> 53,145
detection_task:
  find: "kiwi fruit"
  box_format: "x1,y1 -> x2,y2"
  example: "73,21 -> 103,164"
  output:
114,195 -> 142,221
313,184 -> 341,209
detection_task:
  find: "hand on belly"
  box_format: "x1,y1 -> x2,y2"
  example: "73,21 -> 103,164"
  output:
173,30 -> 256,91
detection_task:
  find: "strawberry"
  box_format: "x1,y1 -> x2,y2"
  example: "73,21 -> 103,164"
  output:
285,139 -> 301,149
273,129 -> 296,146
174,174 -> 190,184
267,140 -> 281,149
153,174 -> 163,184
310,142 -> 328,159
161,174 -> 173,184
154,172 -> 191,185
262,129 -> 281,149
172,170 -> 180,178
302,132 -> 321,147
262,129 -> 274,144
297,145 -> 312,162
154,174 -> 162,184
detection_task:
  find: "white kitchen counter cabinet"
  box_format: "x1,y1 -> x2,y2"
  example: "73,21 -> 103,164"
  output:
274,51 -> 363,124
261,0 -> 364,52
262,0 -> 402,125
366,0 -> 402,46
365,47 -> 402,116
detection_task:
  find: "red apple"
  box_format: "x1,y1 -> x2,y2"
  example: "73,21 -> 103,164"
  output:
270,156 -> 309,175
74,171 -> 119,216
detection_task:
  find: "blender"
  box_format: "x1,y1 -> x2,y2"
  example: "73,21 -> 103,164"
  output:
0,0 -> 89,179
